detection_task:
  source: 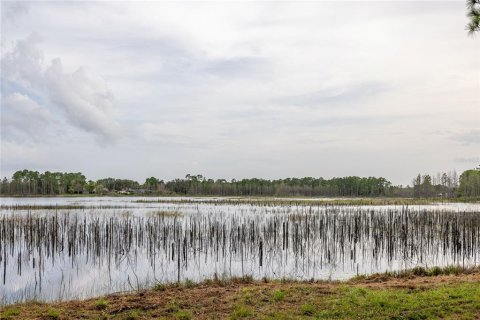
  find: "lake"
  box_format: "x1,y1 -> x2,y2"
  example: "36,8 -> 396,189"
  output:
1,196 -> 480,304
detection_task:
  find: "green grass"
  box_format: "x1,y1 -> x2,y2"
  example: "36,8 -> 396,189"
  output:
272,289 -> 286,302
124,309 -> 140,320
1,307 -> 20,318
153,283 -> 167,291
230,303 -> 254,319
174,310 -> 192,320
300,303 -> 316,316
263,312 -> 295,320
242,288 -> 254,304
316,283 -> 480,319
45,308 -> 61,319
94,298 -> 108,310
165,300 -> 180,313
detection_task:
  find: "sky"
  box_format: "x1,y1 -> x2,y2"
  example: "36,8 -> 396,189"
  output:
1,1 -> 479,186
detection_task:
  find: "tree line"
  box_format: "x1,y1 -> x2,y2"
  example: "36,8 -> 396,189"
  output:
165,175 -> 391,197
1,166 -> 479,198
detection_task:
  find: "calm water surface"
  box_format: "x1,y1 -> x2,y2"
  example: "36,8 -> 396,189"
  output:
1,197 -> 480,304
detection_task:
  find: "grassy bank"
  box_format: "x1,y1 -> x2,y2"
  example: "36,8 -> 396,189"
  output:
2,267 -> 480,319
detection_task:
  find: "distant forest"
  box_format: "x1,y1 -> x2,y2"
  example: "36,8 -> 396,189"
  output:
1,167 -> 479,198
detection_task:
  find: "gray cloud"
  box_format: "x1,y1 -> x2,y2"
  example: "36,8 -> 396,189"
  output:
451,130 -> 480,145
273,82 -> 390,108
1,93 -> 52,142
454,157 -> 480,164
2,33 -> 44,87
2,35 -> 119,144
201,57 -> 270,78
44,59 -> 119,144
98,36 -> 270,85
0,1 -> 29,25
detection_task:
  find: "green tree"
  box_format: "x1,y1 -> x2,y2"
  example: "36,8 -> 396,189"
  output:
95,183 -> 106,195
1,177 -> 10,194
467,0 -> 480,34
86,180 -> 96,194
413,174 -> 422,197
144,177 -> 163,192
421,175 -> 434,197
458,169 -> 480,197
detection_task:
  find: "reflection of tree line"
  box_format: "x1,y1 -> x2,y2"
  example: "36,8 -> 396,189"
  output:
1,166 -> 480,198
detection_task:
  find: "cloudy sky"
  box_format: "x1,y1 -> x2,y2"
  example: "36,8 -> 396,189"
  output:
1,1 -> 479,185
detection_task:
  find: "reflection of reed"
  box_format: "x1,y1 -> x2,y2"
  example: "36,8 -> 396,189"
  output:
1,206 -> 480,299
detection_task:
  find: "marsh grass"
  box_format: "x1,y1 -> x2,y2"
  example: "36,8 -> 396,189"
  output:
2,202 -> 480,303
152,274 -> 255,292
149,210 -> 182,217
153,283 -> 167,292
351,265 -> 477,281
0,204 -> 127,210
134,196 -> 480,206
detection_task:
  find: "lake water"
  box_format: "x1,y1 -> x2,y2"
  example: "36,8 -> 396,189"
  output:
1,197 -> 480,304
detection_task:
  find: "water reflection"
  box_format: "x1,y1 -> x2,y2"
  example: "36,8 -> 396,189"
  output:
1,197 -> 480,304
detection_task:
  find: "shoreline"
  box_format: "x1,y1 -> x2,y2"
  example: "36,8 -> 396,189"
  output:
2,266 -> 480,319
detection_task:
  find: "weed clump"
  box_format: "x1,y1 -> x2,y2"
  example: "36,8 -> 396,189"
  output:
153,283 -> 167,291
273,290 -> 286,302
301,303 -> 316,316
230,304 -> 254,319
2,308 -> 20,318
174,310 -> 192,320
45,308 -> 61,319
95,298 -> 108,310
184,278 -> 194,288
165,300 -> 180,313
125,309 -> 140,320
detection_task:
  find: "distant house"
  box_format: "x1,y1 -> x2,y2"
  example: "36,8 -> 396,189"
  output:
118,188 -> 136,195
